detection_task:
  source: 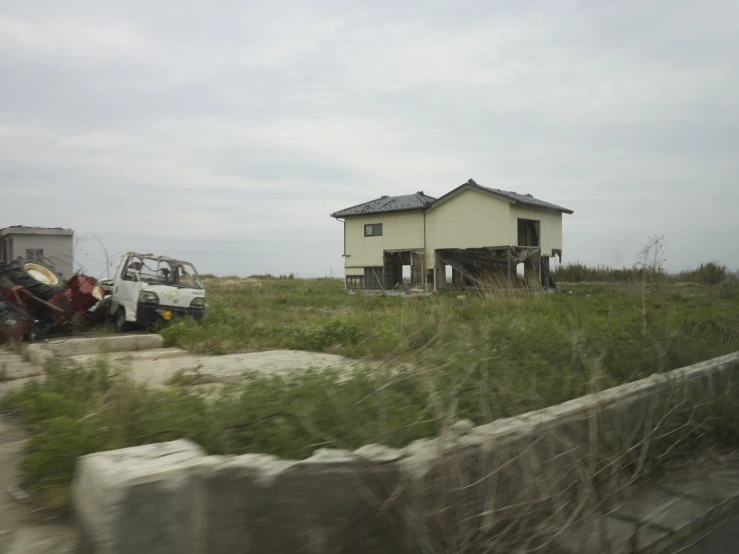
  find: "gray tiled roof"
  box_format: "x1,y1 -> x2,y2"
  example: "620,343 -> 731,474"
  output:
331,192 -> 437,218
331,180 -> 573,218
470,181 -> 573,214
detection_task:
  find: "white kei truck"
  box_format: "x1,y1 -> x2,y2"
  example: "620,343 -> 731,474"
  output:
108,252 -> 206,331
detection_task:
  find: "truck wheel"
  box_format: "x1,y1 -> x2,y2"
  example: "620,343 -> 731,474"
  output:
115,308 -> 129,333
7,259 -> 67,300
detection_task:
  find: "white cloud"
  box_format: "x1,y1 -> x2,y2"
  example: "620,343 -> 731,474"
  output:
0,15 -> 148,62
0,0 -> 737,276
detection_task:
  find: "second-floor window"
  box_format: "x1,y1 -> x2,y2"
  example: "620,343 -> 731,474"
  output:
364,223 -> 383,237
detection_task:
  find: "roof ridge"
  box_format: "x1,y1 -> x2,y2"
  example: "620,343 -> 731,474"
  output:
330,182 -> 570,218
332,195 -> 388,214
331,190 -> 436,218
433,180 -> 573,214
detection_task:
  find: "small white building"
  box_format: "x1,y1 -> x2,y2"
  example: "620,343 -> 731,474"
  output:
331,179 -> 573,291
0,226 -> 75,278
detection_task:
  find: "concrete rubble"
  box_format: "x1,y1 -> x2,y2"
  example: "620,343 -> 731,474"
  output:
70,352 -> 739,554
21,335 -> 364,387
71,442 -> 739,554
548,458 -> 739,553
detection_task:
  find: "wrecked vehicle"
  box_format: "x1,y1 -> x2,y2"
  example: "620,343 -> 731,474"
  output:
0,299 -> 36,344
110,253 -> 206,332
0,258 -> 105,344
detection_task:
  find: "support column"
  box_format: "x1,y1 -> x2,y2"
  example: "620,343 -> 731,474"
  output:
507,248 -> 512,287
452,267 -> 464,287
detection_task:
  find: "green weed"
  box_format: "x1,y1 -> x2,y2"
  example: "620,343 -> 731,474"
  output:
3,269 -> 739,513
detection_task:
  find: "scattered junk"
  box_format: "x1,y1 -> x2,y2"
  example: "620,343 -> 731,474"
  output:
0,252 -> 207,344
109,253 -> 206,332
0,258 -> 105,344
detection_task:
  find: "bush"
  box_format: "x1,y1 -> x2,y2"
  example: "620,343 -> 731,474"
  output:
678,262 -> 731,285
553,263 -> 663,283
553,261 -> 737,285
281,321 -> 362,351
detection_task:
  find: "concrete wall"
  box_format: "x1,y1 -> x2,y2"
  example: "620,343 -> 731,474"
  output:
424,188 -> 511,269
26,335 -> 165,366
509,204 -> 563,257
0,232 -> 74,277
344,212 -> 425,268
73,352 -> 739,554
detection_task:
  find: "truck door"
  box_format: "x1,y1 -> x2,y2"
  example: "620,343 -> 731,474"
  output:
114,254 -> 140,321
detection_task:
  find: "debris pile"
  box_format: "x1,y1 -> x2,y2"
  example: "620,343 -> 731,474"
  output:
0,258 -> 108,344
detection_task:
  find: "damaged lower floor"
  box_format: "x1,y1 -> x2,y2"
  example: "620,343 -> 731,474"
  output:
344,246 -> 561,292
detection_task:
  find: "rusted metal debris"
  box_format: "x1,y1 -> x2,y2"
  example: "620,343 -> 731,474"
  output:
0,258 -> 109,345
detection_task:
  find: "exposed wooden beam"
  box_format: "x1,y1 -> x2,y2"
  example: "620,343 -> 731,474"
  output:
507,248 -> 512,286
440,257 -> 485,287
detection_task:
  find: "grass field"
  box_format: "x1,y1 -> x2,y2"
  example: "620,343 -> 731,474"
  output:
2,273 -> 739,511
165,275 -> 739,384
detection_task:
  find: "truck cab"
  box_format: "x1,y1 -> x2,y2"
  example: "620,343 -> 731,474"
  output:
111,253 -> 206,331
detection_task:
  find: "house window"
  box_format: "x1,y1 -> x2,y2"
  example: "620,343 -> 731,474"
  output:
26,249 -> 44,261
364,223 -> 383,237
517,219 -> 540,247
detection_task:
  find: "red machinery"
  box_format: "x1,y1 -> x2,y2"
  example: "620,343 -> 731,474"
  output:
0,259 -> 108,345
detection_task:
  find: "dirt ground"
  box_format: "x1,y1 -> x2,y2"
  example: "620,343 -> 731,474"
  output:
0,416 -> 75,553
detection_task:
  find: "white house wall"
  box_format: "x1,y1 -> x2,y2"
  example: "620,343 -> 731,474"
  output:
424,188 -> 511,268
3,234 -> 74,277
343,212 -> 425,268
509,205 -> 563,256
340,188 -> 566,279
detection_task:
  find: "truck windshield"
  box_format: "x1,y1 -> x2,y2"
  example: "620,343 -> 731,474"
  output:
178,262 -> 203,289
124,256 -> 204,289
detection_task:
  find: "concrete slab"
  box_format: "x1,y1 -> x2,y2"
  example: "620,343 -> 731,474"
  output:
0,530 -> 16,552
73,440 -> 212,554
548,514 -> 669,554
614,487 -> 712,533
0,377 -> 38,398
185,350 -> 364,378
1,415 -> 77,553
26,334 -> 165,366
679,511 -> 739,553
0,352 -> 27,363
0,350 -> 39,380
67,347 -> 190,366
657,469 -> 739,510
4,525 -> 75,554
65,348 -> 364,386
16,333 -> 367,388
0,418 -> 31,535
68,350 -> 739,554
0,361 -> 41,381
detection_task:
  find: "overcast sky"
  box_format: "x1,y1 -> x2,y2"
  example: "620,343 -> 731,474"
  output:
1,0 -> 737,278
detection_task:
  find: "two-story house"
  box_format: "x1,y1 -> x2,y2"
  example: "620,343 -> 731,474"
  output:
330,179 -> 573,291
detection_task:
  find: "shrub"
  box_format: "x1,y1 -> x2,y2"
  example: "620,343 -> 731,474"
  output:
281,321 -> 362,351
678,262 -> 731,285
